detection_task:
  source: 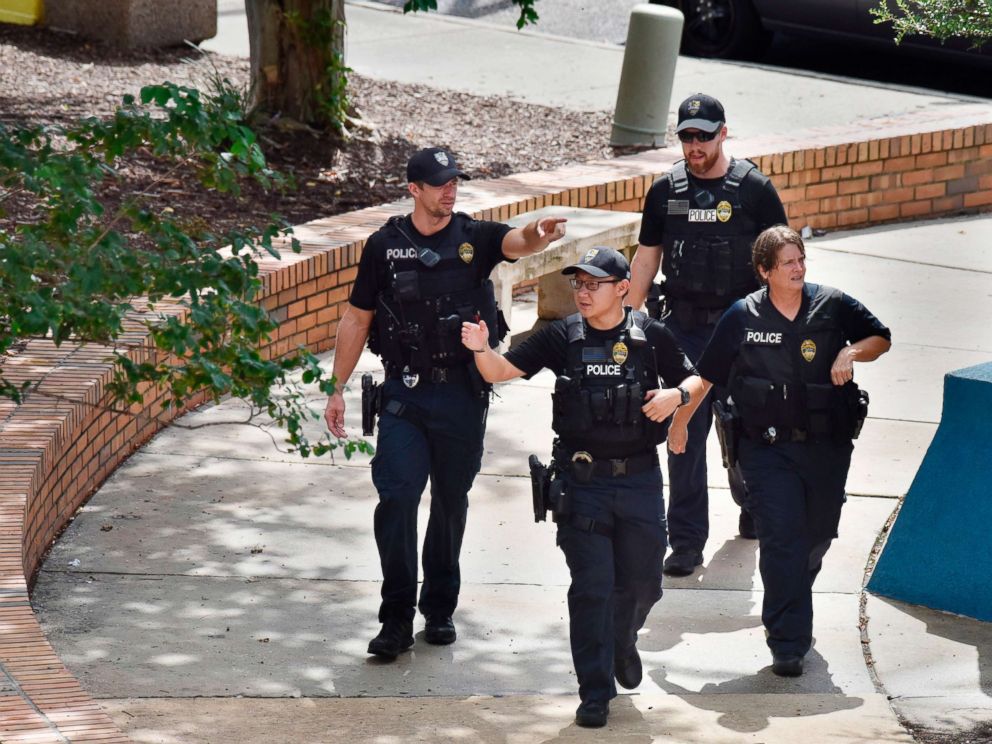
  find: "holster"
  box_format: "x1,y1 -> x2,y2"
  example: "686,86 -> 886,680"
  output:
712,398 -> 740,468
529,454 -> 561,523
361,373 -> 382,436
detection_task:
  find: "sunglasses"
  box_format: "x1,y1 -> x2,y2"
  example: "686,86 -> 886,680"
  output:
677,129 -> 719,144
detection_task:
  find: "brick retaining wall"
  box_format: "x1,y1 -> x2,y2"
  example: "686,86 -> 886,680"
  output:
1,102 -> 990,741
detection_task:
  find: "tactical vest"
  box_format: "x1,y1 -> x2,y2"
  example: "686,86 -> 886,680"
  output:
729,284 -> 862,441
660,158 -> 762,309
369,215 -> 505,378
551,310 -> 669,458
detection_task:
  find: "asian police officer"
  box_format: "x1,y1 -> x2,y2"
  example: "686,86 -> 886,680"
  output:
461,248 -> 704,727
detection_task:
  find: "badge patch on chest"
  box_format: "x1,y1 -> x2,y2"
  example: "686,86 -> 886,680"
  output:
667,199 -> 689,215
612,341 -> 628,364
716,200 -> 733,222
458,242 -> 474,264
801,339 -> 817,362
688,209 -> 717,222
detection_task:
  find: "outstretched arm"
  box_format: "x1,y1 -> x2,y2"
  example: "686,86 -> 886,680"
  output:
501,216 -> 567,259
461,320 -> 526,382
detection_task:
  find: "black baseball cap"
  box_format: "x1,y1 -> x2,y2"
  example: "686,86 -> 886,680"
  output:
406,147 -> 470,186
676,93 -> 725,134
562,247 -> 631,281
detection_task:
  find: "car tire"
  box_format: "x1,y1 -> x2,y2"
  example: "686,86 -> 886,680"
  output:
651,0 -> 770,60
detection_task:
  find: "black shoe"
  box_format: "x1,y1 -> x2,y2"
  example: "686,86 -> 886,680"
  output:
663,549 -> 703,577
614,645 -> 642,689
424,615 -> 456,645
575,700 -> 609,728
367,618 -> 414,660
738,509 -> 758,540
771,653 -> 804,677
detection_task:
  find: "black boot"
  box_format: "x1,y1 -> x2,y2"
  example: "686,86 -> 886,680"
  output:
368,618 -> 414,660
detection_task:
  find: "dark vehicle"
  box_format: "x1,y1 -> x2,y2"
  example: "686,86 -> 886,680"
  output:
651,0 -> 990,63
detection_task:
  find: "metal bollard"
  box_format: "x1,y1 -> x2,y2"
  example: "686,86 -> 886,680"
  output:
611,4 -> 684,148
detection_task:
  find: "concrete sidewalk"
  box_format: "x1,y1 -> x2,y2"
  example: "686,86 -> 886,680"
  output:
32,213 -> 992,742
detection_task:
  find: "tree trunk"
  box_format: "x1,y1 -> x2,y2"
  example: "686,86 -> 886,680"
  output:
245,0 -> 347,129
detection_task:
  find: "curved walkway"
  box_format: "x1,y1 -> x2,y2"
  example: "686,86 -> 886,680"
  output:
33,214 -> 992,742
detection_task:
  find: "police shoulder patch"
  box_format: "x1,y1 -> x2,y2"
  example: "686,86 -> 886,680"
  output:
458,242 -> 474,264
800,339 -> 817,362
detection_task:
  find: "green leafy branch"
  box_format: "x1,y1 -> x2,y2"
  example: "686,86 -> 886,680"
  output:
0,82 -> 369,459
872,0 -> 992,45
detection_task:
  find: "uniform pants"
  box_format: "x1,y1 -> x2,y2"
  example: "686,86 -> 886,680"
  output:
556,466 -> 667,704
666,317 -> 747,553
738,438 -> 852,657
371,377 -> 488,624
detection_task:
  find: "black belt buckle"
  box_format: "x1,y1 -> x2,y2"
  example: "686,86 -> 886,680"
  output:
611,458 -> 627,477
571,451 -> 594,484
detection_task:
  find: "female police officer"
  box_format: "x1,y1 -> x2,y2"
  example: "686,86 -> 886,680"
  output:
460,248 -> 704,727
684,225 -> 891,677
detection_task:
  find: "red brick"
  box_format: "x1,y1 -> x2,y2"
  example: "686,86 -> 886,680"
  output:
964,190 -> 992,208
838,178 -> 870,195
807,182 -> 838,199
869,204 -> 900,222
916,152 -> 948,169
900,200 -> 933,218
915,183 -> 946,200
902,169 -> 935,186
853,161 -> 884,178
883,155 -> 916,173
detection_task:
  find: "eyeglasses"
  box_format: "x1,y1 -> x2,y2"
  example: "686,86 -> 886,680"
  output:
568,278 -> 619,292
677,129 -> 719,144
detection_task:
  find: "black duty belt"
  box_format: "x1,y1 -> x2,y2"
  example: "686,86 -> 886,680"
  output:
555,447 -> 660,478
386,364 -> 472,386
742,426 -> 808,444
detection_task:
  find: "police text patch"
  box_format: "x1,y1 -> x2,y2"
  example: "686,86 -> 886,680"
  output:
745,330 -> 782,345
386,247 -> 418,260
688,209 -> 717,222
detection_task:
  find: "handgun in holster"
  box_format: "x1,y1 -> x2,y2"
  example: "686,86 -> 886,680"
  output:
852,387 -> 870,440
361,373 -> 382,436
712,398 -> 740,469
645,280 -> 666,320
529,454 -> 554,523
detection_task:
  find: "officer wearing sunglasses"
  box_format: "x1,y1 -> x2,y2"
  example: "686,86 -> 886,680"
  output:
461,248 -> 704,728
628,93 -> 788,578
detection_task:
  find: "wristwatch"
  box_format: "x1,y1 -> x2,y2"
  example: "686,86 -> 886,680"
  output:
676,385 -> 690,407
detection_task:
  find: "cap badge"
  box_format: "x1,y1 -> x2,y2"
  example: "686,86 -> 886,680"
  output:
716,200 -> 733,223
583,248 -> 599,262
434,151 -> 449,166
458,242 -> 474,264
612,341 -> 628,365
688,99 -> 701,115
801,339 -> 817,362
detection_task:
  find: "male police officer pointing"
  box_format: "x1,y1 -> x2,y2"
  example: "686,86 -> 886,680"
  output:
324,147 -> 566,660
628,93 -> 788,577
461,248 -> 703,728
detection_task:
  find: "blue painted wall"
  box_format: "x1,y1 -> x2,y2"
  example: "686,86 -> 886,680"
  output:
868,362 -> 992,622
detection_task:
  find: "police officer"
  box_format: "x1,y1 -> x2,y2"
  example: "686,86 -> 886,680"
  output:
629,93 -> 789,577
685,225 -> 891,676
461,248 -> 703,727
324,147 -> 567,660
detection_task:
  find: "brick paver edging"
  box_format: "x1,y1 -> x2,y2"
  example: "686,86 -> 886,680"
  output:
1,102 -> 990,742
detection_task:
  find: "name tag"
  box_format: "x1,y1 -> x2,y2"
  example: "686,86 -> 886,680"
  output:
688,209 -> 716,222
